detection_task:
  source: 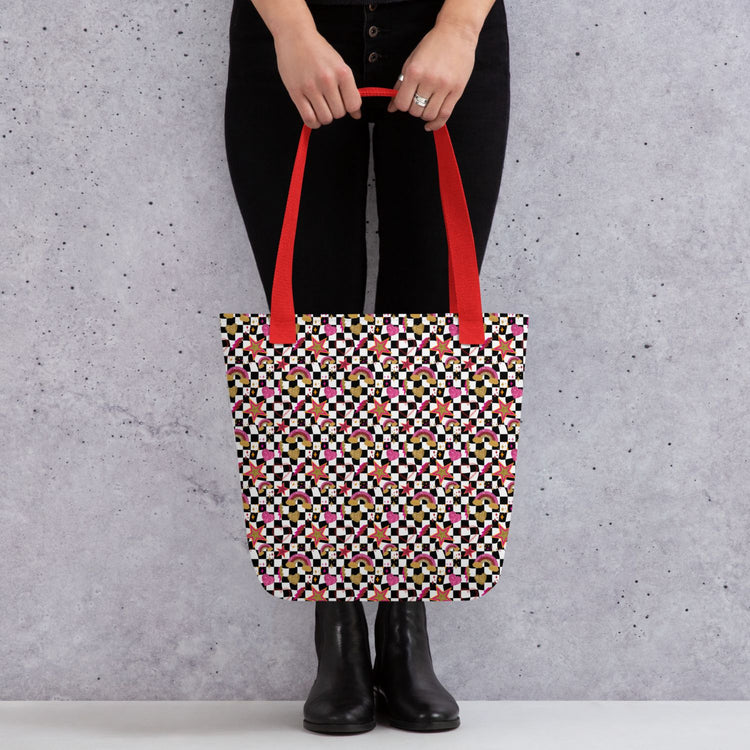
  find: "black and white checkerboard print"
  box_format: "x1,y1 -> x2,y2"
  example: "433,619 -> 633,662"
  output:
220,312 -> 528,601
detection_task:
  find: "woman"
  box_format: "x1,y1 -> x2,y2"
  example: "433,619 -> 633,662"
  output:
224,0 -> 510,735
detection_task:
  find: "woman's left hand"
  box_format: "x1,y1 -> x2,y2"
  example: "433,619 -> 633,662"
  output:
387,19 -> 479,132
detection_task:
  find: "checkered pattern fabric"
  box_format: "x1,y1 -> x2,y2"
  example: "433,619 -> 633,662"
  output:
220,311 -> 528,601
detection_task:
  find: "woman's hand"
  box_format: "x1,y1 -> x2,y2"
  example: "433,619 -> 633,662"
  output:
387,19 -> 479,132
273,26 -> 362,129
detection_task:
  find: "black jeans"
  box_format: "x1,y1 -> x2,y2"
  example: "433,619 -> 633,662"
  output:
224,0 -> 510,315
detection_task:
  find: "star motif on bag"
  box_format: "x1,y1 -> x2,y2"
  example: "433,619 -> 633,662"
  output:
430,337 -> 453,358
492,462 -> 515,482
243,337 -> 267,359
243,462 -> 267,485
336,358 -> 353,372
368,400 -> 392,421
242,400 -> 268,422
430,586 -> 452,601
369,524 -> 392,546
305,336 -> 330,360
368,337 -> 392,358
492,399 -> 516,420
430,400 -> 453,420
305,462 -> 329,484
368,587 -> 390,601
430,524 -> 454,545
368,462 -> 392,483
246,523 -> 268,545
305,399 -> 330,422
430,462 -> 453,483
304,586 -> 327,601
305,524 -> 330,546
493,337 -> 516,357
492,525 -> 509,545
399,420 -> 413,435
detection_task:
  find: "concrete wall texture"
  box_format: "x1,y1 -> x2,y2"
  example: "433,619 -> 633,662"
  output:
1,0 -> 748,700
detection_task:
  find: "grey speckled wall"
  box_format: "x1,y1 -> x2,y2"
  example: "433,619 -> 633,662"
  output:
1,0 -> 748,701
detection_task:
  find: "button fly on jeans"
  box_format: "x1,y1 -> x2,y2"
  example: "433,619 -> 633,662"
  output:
368,25 -> 379,38
368,51 -> 379,63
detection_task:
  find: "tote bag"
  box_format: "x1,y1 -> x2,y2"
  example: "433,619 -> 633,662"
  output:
220,87 -> 529,602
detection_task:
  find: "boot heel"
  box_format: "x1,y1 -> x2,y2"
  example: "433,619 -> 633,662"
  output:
373,685 -> 389,718
374,683 -> 459,732
303,717 -> 376,734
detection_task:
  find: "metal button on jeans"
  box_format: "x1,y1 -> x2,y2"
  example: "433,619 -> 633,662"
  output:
368,51 -> 379,63
368,3 -> 377,10
368,25 -> 379,38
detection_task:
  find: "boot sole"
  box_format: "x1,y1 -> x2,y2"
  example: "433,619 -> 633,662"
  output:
374,688 -> 461,732
303,718 -> 376,734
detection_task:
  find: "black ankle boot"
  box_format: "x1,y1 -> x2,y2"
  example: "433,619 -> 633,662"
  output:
302,601 -> 376,734
373,601 -> 460,732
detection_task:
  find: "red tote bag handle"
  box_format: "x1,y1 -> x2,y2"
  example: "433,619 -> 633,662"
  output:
268,86 -> 486,345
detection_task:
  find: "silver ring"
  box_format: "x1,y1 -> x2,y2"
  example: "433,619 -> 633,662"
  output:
413,92 -> 429,107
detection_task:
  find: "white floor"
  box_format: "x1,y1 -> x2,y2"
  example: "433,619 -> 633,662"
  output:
0,701 -> 748,749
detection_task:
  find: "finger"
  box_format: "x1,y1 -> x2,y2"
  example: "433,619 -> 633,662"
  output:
340,74 -> 363,119
308,89 -> 335,126
424,88 -> 460,132
321,78 -> 348,120
418,87 -> 444,122
297,94 -> 321,129
391,76 -> 418,114
387,76 -> 403,112
409,86 -> 436,119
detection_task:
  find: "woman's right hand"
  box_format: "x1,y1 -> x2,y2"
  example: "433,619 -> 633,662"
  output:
273,26 -> 362,129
